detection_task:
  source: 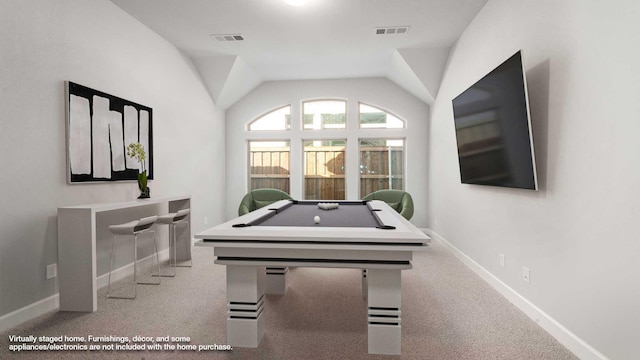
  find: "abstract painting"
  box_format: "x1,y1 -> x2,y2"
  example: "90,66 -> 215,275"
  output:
66,81 -> 153,183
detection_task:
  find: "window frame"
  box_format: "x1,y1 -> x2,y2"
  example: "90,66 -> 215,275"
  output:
244,99 -> 410,200
358,102 -> 406,129
358,137 -> 406,198
302,139 -> 347,200
302,99 -> 348,131
247,104 -> 292,131
247,139 -> 292,193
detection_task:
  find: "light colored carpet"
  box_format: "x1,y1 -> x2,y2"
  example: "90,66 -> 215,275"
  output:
1,239 -> 578,359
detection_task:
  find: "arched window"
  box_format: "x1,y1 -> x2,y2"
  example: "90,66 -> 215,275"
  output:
248,105 -> 291,131
245,100 -> 408,200
359,103 -> 404,129
303,100 -> 346,130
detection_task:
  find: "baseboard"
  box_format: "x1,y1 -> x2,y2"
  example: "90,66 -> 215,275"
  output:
0,248 -> 171,334
0,294 -> 59,333
426,229 -> 609,360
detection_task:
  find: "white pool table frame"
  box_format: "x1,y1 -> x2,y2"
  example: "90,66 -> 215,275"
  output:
194,200 -> 429,355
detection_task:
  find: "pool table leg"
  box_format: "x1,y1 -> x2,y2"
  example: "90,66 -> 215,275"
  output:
225,265 -> 266,348
265,267 -> 289,294
367,268 -> 402,355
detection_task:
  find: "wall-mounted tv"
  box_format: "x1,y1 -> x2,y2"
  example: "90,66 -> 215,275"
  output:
451,50 -> 538,190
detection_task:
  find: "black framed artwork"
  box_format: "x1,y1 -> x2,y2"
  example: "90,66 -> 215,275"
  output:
66,81 -> 153,183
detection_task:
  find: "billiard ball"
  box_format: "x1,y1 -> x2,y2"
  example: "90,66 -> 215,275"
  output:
314,215 -> 320,224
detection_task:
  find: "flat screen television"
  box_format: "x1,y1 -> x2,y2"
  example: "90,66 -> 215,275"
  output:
451,50 -> 538,190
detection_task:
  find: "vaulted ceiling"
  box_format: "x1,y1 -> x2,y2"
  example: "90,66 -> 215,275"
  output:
111,0 -> 487,108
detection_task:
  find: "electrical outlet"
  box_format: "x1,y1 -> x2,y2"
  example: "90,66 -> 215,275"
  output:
46,263 -> 57,280
499,253 -> 505,268
522,267 -> 530,283
204,217 -> 208,225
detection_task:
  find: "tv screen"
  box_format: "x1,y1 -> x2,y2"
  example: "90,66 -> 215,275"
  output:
452,51 -> 538,190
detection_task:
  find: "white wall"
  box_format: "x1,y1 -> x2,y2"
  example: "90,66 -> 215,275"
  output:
0,0 -> 225,320
225,78 -> 430,227
429,0 -> 640,359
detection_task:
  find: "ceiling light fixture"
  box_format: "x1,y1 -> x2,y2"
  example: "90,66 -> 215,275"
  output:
284,0 -> 306,7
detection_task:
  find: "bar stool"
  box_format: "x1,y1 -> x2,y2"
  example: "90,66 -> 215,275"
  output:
157,209 -> 191,277
107,215 -> 160,299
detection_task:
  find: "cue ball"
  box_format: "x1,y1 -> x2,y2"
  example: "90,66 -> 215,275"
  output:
314,215 -> 320,224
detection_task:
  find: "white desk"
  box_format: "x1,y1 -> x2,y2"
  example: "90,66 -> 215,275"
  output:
195,200 -> 429,355
57,195 -> 191,312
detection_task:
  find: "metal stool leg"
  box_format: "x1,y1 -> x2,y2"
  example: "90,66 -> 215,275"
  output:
152,230 -> 162,282
107,235 -> 116,298
107,234 -> 137,299
156,225 -> 177,277
175,221 -> 192,267
106,216 -> 158,300
138,231 -> 161,285
171,223 -> 178,269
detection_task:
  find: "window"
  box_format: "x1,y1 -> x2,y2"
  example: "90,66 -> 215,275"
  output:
248,106 -> 291,131
304,140 -> 346,200
249,141 -> 290,193
245,100 -> 409,200
303,100 -> 346,130
359,103 -> 404,129
359,139 -> 404,198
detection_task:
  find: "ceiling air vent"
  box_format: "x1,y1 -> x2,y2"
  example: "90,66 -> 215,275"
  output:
210,34 -> 245,42
375,26 -> 410,35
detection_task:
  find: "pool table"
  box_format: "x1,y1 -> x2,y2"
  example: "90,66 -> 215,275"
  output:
194,200 -> 429,355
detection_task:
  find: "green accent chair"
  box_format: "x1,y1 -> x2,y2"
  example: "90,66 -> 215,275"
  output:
238,188 -> 294,216
362,189 -> 414,220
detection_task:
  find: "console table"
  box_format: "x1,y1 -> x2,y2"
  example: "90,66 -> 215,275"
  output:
57,195 -> 191,312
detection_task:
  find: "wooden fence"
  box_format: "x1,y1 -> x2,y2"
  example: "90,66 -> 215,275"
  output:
249,149 -> 290,191
250,146 -> 403,200
304,146 -> 345,200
